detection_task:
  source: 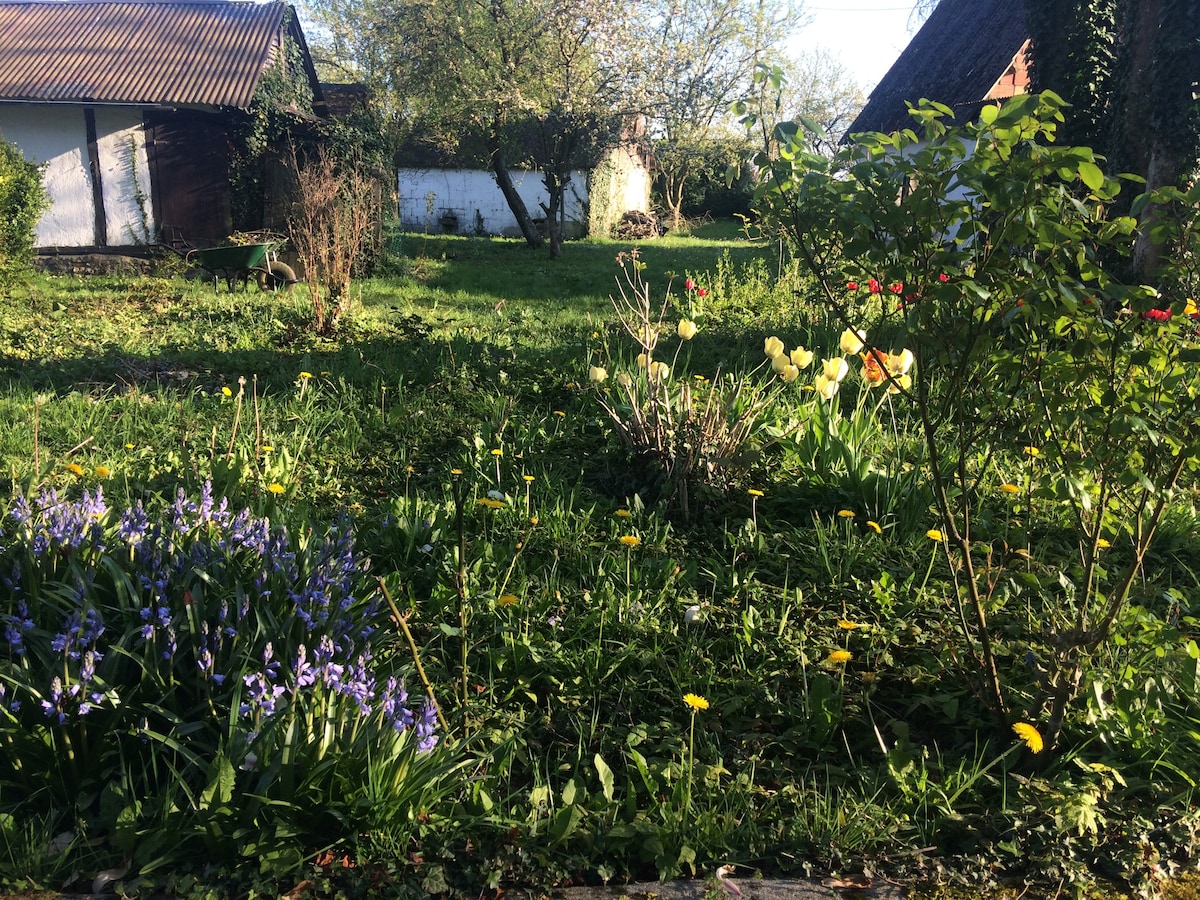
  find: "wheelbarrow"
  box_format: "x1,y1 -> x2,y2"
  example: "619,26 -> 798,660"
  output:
183,232 -> 298,293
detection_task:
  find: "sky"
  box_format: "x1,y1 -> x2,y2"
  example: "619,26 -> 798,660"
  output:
787,1 -> 924,94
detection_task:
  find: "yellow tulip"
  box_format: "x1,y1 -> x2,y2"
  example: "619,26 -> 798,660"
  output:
887,373 -> 912,394
677,319 -> 698,340
790,347 -> 814,369
780,364 -> 800,383
822,357 -> 850,383
815,374 -> 840,400
886,348 -> 914,376
771,353 -> 791,373
839,328 -> 866,355
588,365 -> 608,383
764,336 -> 784,359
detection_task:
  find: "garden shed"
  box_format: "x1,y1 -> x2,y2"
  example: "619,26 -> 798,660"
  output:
848,0 -> 1030,135
0,0 -> 327,251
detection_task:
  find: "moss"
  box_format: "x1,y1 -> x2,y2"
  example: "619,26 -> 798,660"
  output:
1163,872 -> 1200,900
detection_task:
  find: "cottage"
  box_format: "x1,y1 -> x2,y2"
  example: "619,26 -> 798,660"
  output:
848,0 -> 1030,136
0,0 -> 326,251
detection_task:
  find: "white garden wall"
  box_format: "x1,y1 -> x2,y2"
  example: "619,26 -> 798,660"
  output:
397,168 -> 588,238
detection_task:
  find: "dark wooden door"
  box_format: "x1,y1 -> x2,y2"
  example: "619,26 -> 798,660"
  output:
144,109 -> 233,246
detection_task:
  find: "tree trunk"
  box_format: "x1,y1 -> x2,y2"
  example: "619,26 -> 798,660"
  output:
542,169 -> 565,258
1123,0 -> 1200,280
659,171 -> 685,232
490,118 -> 543,249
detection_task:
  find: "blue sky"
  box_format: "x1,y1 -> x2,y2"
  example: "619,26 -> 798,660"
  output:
788,1 -> 922,93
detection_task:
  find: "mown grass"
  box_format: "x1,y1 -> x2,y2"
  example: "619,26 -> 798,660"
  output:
1,229 -> 1197,899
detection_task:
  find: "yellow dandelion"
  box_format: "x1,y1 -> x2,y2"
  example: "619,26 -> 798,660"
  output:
299,371 -> 313,379
747,489 -> 764,497
1012,722 -> 1043,753
406,465 -> 415,473
553,411 -> 566,417
491,448 -> 503,456
66,463 -> 85,476
497,594 -> 519,608
125,443 -> 135,450
523,474 -> 536,483
619,535 -> 640,547
1000,483 -> 1021,494
221,386 -> 232,397
1096,538 -> 1111,549
530,516 -> 539,525
267,483 -> 285,495
94,466 -> 111,478
837,619 -> 861,630
1024,446 -> 1040,458
825,649 -> 853,665
926,529 -> 943,541
866,520 -> 882,534
451,468 -> 463,476
615,509 -> 633,517
837,509 -> 856,519
683,693 -> 709,711
261,445 -> 274,453
477,498 -> 505,509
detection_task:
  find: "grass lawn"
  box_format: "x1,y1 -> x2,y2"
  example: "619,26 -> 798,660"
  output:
0,226 -> 1197,899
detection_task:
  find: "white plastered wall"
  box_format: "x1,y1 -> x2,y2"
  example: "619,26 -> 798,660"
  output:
95,107 -> 155,246
0,103 -> 155,247
0,103 -> 95,246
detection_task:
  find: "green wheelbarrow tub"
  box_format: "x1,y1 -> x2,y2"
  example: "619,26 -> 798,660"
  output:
186,243 -> 271,291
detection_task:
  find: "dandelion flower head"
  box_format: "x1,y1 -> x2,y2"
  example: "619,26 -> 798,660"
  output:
1012,721 -> 1043,753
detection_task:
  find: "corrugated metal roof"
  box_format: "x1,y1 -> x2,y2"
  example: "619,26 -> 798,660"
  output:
0,1 -> 286,109
848,0 -> 1030,135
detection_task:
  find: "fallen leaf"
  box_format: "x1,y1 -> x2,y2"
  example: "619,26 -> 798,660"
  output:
281,879 -> 314,899
92,863 -> 128,894
822,874 -> 873,890
46,831 -> 74,855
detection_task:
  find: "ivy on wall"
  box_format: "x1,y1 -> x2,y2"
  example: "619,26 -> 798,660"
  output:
1028,0 -> 1200,279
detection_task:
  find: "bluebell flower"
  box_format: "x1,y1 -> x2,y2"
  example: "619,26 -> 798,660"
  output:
416,698 -> 439,752
381,676 -> 414,732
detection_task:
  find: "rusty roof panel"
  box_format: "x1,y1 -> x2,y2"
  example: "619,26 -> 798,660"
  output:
0,1 -> 285,109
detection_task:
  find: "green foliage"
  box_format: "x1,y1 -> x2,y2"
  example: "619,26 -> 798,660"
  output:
752,87 -> 1200,753
1,227 -> 1199,895
0,484 -> 458,882
0,134 -> 47,288
657,137 -> 755,220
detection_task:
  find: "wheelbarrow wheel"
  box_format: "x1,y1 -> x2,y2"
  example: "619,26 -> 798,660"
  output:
257,261 -> 298,292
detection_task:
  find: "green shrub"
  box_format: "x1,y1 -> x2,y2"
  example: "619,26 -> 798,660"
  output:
0,134 -> 46,285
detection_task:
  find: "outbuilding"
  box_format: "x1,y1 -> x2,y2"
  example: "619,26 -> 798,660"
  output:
0,0 -> 326,251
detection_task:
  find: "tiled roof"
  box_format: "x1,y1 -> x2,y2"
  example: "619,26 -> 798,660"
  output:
0,1 -> 286,109
848,0 -> 1030,135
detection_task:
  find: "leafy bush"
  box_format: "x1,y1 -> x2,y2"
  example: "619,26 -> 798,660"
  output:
0,134 -> 46,287
751,87 -> 1200,752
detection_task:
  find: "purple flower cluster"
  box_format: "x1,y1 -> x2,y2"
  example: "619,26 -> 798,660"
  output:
39,650 -> 104,722
11,487 -> 108,558
1,482 -> 440,754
